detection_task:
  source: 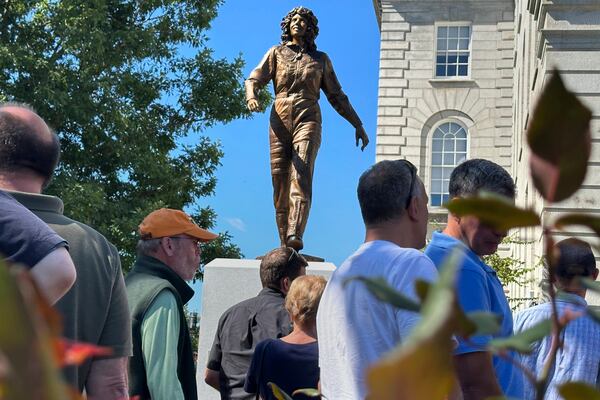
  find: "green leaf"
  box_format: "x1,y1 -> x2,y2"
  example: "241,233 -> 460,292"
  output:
268,382 -> 294,400
579,277 -> 600,294
366,249 -> 463,400
0,261 -> 71,399
445,192 -> 540,231
345,277 -> 421,312
488,319 -> 552,353
292,388 -> 322,398
586,306 -> 600,324
555,214 -> 600,237
558,382 -> 600,400
414,280 -> 431,303
527,70 -> 592,202
465,312 -> 502,336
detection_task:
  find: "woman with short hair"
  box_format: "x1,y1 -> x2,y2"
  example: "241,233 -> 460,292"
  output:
245,275 -> 327,399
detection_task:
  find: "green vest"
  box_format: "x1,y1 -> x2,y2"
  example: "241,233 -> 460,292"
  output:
126,255 -> 196,400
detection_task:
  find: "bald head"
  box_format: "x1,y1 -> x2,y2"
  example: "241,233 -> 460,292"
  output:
0,103 -> 59,189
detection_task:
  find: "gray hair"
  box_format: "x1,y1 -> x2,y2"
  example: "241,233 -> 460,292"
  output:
449,159 -> 515,199
136,238 -> 162,256
357,159 -> 421,226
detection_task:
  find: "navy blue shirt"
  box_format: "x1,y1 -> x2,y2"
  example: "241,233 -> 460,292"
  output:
245,339 -> 319,400
0,190 -> 67,267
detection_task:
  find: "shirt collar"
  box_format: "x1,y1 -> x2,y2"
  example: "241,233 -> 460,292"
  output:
431,231 -> 496,275
556,291 -> 588,307
4,190 -> 64,215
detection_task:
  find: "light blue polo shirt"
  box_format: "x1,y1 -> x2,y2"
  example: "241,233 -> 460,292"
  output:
425,231 -> 524,399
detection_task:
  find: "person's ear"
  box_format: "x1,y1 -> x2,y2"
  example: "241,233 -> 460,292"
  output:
281,277 -> 291,294
161,237 -> 176,257
593,268 -> 599,281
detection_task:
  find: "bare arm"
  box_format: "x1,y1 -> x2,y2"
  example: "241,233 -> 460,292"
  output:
454,352 -> 502,400
30,246 -> 76,304
205,368 -> 220,391
86,357 -> 128,400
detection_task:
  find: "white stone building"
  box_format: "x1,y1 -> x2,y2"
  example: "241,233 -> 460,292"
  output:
372,0 -> 600,305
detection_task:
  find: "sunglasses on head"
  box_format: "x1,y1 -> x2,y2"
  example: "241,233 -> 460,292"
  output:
397,159 -> 417,209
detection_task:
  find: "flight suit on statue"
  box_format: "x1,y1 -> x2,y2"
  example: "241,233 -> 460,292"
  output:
245,44 -> 363,250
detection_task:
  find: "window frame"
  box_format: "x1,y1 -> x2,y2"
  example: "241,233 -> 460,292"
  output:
433,22 -> 472,80
429,119 -> 469,207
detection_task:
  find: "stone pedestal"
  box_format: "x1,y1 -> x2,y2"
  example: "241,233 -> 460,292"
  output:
196,258 -> 336,400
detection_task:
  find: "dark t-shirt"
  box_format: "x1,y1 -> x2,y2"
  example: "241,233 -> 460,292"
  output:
0,190 -> 67,267
244,339 -> 319,400
207,288 -> 292,400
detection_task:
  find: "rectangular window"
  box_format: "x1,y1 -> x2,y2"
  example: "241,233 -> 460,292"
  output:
435,24 -> 471,78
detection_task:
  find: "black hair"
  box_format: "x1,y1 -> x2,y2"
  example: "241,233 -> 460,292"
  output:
449,158 -> 515,199
260,247 -> 308,290
555,238 -> 598,281
357,159 -> 419,226
0,109 -> 59,186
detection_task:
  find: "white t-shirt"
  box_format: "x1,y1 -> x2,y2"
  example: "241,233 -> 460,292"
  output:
316,240 -> 438,400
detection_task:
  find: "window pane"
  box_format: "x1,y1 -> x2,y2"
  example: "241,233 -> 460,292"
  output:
442,194 -> 450,204
458,65 -> 468,76
444,153 -> 453,164
432,180 -> 442,192
448,26 -> 458,37
444,137 -> 455,152
436,54 -> 446,63
443,168 -> 453,179
448,54 -> 457,64
458,54 -> 469,63
459,39 -> 469,50
432,167 -> 442,179
437,40 -> 447,51
460,26 -> 470,37
432,139 -> 443,151
432,153 -> 442,164
448,39 -> 458,50
447,65 -> 457,76
431,194 -> 441,206
439,123 -> 450,134
438,26 -> 447,38
456,139 -> 467,151
436,64 -> 446,77
457,154 -> 467,164
443,180 -> 449,193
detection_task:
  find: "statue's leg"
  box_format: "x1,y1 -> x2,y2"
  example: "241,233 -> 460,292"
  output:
286,120 -> 321,250
270,102 -> 293,247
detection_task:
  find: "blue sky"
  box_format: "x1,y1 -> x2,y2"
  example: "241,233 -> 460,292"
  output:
190,1 -> 381,312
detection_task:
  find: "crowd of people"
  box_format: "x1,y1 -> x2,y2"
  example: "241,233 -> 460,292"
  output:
1,102 -> 599,400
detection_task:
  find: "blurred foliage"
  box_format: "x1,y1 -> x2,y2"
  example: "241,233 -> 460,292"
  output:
0,0 -> 268,269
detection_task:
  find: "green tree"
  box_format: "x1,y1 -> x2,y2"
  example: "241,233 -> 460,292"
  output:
0,0 -> 263,270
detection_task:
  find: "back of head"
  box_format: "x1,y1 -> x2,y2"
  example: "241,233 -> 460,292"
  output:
357,159 -> 418,226
555,238 -> 598,281
0,104 -> 60,187
449,159 -> 515,199
260,247 -> 308,290
285,275 -> 327,325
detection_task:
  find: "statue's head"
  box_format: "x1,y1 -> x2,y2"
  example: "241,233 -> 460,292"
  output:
280,7 -> 319,52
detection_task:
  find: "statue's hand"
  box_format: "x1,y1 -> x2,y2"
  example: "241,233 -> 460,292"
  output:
355,126 -> 369,151
247,99 -> 260,112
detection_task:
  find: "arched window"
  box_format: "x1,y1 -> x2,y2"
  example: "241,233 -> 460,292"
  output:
430,121 -> 468,206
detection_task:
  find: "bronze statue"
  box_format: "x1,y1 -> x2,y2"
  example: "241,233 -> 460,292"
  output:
245,6 -> 369,251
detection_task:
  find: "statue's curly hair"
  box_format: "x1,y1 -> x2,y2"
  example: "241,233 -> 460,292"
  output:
280,7 -> 319,52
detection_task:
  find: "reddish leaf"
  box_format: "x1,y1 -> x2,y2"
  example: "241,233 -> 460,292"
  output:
56,339 -> 113,367
527,70 -> 592,202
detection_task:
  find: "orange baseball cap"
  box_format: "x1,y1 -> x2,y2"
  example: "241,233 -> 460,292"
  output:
139,208 -> 218,242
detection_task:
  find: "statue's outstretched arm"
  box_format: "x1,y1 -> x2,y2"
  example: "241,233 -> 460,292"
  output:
321,54 -> 369,150
245,47 -> 276,112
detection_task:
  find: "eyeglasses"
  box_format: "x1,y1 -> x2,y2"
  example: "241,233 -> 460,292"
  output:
287,247 -> 300,264
170,236 -> 202,250
398,159 -> 417,209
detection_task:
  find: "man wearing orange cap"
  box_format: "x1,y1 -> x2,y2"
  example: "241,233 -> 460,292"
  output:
126,208 -> 218,400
